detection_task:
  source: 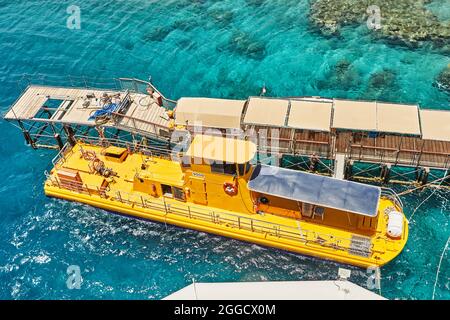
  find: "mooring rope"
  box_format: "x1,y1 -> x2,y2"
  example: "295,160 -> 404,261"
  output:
407,169 -> 448,221
432,236 -> 449,300
397,171 -> 449,197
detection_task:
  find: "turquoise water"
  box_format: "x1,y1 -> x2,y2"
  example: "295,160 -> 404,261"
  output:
0,0 -> 449,299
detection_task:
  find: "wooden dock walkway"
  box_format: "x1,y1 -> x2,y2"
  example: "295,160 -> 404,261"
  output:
4,84 -> 170,137
3,78 -> 450,185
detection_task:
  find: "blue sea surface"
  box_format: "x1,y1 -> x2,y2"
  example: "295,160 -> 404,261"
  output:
0,0 -> 449,299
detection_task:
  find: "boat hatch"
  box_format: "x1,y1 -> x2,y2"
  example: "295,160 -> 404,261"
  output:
248,165 -> 381,217
103,146 -> 128,162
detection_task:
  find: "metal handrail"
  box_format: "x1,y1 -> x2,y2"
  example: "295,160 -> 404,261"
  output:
72,136 -> 174,158
118,77 -> 177,109
44,173 -> 386,256
51,142 -> 74,166
14,74 -> 177,108
381,187 -> 403,210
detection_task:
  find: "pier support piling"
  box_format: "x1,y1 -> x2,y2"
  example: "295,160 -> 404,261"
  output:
63,125 -> 76,146
344,160 -> 353,180
380,164 -> 391,184
22,130 -> 36,149
54,133 -> 64,150
417,167 -> 430,185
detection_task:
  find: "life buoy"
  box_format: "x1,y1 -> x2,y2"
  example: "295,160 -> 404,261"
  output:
223,182 -> 238,196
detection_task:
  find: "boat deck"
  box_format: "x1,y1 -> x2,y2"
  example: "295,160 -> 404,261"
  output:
44,142 -> 408,267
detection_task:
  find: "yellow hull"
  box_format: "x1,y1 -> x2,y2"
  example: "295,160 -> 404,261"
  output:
45,184 -> 408,268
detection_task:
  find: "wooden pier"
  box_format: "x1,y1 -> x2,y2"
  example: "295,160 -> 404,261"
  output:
4,77 -> 450,186
4,78 -> 174,149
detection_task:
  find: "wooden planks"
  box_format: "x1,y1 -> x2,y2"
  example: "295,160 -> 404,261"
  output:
4,86 -> 170,134
119,93 -> 170,134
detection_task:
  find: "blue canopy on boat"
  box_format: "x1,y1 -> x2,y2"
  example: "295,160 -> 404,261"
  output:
248,165 -> 381,217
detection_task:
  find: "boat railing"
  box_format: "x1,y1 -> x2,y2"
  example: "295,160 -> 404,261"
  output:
381,187 -> 403,210
73,135 -> 175,158
15,74 -> 177,110
44,174 -> 382,258
16,74 -> 122,91
51,142 -> 74,167
117,77 -> 177,110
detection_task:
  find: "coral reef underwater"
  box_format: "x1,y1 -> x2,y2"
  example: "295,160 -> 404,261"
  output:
309,0 -> 450,50
434,64 -> 450,93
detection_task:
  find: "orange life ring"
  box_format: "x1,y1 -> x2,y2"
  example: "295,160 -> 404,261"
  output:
223,182 -> 238,196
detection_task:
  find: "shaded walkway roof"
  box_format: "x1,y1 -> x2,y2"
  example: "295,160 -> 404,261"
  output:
419,109 -> 450,142
332,99 -> 421,135
175,97 -> 246,129
243,97 -> 289,127
287,100 -> 333,132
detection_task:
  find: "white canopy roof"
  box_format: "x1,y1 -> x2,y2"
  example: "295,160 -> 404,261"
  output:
333,100 -> 422,135
175,97 -> 245,129
419,109 -> 450,142
332,100 -> 377,131
376,103 -> 421,135
288,100 -> 332,132
243,97 -> 289,127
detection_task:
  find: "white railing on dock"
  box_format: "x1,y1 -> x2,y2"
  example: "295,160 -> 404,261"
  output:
15,74 -> 177,110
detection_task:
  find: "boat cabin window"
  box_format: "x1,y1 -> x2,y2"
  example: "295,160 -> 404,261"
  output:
173,187 -> 186,201
161,184 -> 173,197
161,184 -> 186,201
211,162 -> 236,175
301,202 -> 314,218
103,148 -> 128,162
105,151 -> 122,158
301,202 -> 326,220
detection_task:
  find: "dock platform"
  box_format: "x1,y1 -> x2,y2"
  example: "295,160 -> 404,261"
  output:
4,85 -> 170,132
4,76 -> 450,187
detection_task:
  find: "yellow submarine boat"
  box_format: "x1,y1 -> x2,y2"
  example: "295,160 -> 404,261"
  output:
44,134 -> 408,267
